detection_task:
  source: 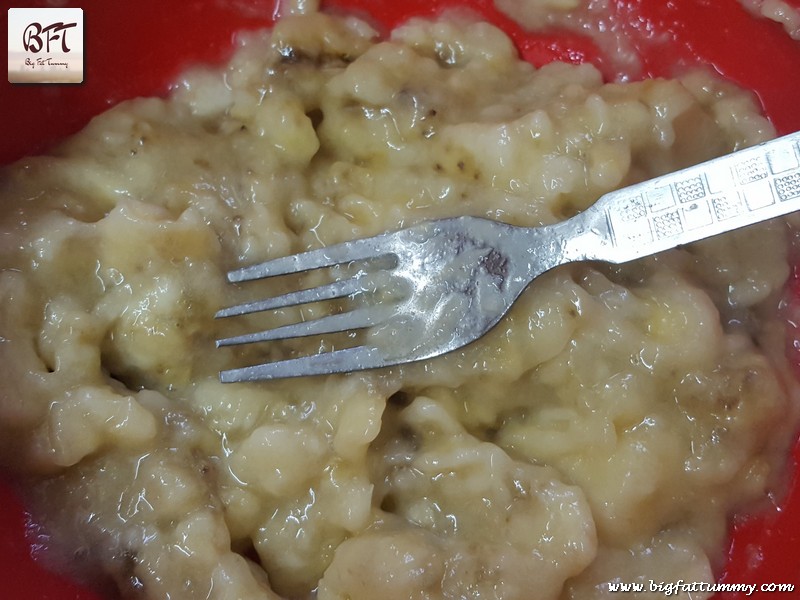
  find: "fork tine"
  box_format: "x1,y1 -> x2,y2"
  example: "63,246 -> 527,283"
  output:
219,345 -> 388,382
227,235 -> 391,282
215,305 -> 393,347
215,276 -> 366,318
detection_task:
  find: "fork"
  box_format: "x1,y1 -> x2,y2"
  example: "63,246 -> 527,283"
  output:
215,131 -> 800,382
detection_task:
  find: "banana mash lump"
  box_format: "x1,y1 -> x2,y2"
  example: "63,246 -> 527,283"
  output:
0,5 -> 797,600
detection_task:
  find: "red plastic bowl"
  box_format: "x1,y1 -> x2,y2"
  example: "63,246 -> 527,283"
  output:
2,1 -> 800,599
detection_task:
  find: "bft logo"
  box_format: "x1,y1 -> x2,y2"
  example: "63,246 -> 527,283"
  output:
8,7 -> 84,84
23,21 -> 78,54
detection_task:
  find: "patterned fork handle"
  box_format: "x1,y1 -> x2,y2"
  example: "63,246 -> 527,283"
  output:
561,131 -> 800,264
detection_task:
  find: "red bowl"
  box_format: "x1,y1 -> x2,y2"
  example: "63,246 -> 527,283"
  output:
2,1 -> 800,598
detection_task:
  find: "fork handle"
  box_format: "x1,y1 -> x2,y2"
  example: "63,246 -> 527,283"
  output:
560,131 -> 800,264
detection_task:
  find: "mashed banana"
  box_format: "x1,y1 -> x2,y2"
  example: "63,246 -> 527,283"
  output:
0,6 -> 797,600
740,0 -> 800,39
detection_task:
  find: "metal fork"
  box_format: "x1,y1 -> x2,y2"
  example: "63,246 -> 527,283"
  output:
216,131 -> 800,382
